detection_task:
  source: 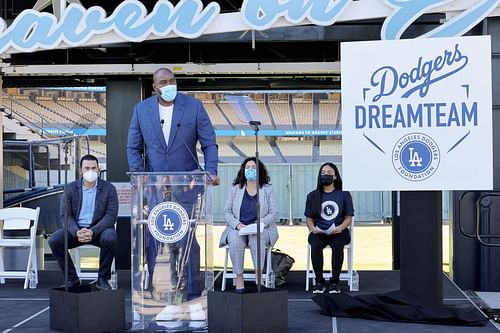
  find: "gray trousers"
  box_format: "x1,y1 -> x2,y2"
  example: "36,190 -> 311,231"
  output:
227,228 -> 271,275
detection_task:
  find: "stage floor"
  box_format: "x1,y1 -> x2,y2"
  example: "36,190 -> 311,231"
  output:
0,270 -> 498,332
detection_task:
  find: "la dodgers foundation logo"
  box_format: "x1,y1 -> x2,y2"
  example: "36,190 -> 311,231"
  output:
392,132 -> 440,182
321,201 -> 339,221
148,202 -> 189,243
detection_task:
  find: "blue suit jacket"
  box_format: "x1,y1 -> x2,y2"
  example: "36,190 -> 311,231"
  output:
127,93 -> 218,175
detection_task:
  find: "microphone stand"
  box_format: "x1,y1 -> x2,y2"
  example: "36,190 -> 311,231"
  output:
62,138 -> 71,292
249,120 -> 262,293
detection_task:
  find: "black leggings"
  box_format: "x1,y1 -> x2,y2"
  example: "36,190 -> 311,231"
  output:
308,232 -> 346,284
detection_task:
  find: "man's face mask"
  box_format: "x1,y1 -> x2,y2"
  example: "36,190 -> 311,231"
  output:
83,170 -> 98,183
320,174 -> 334,186
245,168 -> 257,181
159,84 -> 177,102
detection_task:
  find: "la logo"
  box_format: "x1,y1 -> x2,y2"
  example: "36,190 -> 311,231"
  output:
163,214 -> 175,231
408,147 -> 422,167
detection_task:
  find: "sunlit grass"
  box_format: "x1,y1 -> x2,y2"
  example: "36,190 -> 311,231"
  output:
69,223 -> 450,274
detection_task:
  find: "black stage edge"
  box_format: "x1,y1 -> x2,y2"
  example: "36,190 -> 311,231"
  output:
400,191 -> 442,304
208,289 -> 288,333
49,284 -> 125,333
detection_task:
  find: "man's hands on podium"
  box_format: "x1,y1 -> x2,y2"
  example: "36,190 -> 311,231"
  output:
207,174 -> 220,186
76,228 -> 93,243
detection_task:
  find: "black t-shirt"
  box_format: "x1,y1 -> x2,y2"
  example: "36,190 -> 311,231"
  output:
304,189 -> 354,230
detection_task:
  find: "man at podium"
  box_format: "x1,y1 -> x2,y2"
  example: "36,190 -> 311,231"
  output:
127,67 -> 220,302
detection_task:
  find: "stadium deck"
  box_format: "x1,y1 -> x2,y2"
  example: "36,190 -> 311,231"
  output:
0,270 -> 498,333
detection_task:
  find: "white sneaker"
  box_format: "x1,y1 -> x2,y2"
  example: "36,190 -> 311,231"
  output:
156,321 -> 183,330
189,320 -> 207,329
155,305 -> 182,321
189,303 -> 206,321
312,284 -> 326,294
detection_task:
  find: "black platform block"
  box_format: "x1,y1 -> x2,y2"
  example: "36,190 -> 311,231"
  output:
208,288 -> 288,333
49,284 -> 125,333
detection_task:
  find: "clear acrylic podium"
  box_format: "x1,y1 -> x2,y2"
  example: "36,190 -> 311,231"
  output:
129,172 -> 214,331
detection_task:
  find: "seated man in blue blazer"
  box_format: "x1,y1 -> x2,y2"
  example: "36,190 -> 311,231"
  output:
127,67 -> 220,300
49,154 -> 118,290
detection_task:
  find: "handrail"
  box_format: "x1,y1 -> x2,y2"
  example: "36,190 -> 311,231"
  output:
3,135 -> 90,189
4,185 -> 64,207
3,186 -> 51,194
475,192 -> 500,247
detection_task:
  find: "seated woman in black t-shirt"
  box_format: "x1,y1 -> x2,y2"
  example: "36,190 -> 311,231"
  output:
304,162 -> 354,294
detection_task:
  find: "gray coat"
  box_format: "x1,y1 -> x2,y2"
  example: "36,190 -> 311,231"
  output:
219,184 -> 279,247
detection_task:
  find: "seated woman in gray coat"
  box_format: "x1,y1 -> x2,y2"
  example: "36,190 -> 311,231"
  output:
220,157 -> 279,293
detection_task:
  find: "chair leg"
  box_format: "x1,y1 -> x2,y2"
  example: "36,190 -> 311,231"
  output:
305,245 -> 310,291
0,248 -> 5,284
74,248 -> 82,277
264,246 -> 272,287
221,247 -> 229,291
143,263 -> 149,290
24,242 -> 34,289
347,246 -> 354,291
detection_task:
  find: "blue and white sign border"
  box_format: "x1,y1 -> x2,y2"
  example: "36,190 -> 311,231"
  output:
3,0 -> 500,54
147,201 -> 189,243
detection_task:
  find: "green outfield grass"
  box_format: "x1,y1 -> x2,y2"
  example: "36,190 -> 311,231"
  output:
210,224 -> 450,273
75,223 -> 450,274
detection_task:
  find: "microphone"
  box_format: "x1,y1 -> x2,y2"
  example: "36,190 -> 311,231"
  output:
175,122 -> 214,182
160,119 -> 165,127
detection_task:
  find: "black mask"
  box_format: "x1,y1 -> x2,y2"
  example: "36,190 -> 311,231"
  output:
320,175 -> 334,186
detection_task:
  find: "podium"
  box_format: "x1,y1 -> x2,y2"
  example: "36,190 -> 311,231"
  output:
129,172 -> 213,331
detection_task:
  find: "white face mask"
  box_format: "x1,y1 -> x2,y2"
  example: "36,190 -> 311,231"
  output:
82,170 -> 98,183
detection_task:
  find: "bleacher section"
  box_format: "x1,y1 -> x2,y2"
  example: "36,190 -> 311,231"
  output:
78,98 -> 106,122
216,141 -> 241,158
88,141 -> 106,158
202,101 -> 230,128
4,95 -> 68,126
293,102 -> 313,127
268,101 -> 293,126
232,139 -> 275,157
253,101 -> 273,127
217,101 -> 245,126
2,90 -> 345,164
319,140 -> 342,156
276,140 -> 313,156
57,98 -> 105,126
37,98 -> 100,128
319,101 -> 340,128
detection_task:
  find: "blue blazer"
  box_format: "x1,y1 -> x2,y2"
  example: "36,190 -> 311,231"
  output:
127,93 -> 218,175
60,178 -> 118,238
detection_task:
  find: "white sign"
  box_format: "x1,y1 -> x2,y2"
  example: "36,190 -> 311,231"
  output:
341,36 -> 492,191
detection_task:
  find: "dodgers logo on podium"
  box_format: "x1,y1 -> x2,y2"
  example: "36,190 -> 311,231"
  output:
148,202 -> 189,243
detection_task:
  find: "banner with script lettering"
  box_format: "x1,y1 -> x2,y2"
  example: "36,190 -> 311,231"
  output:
341,36 -> 492,191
